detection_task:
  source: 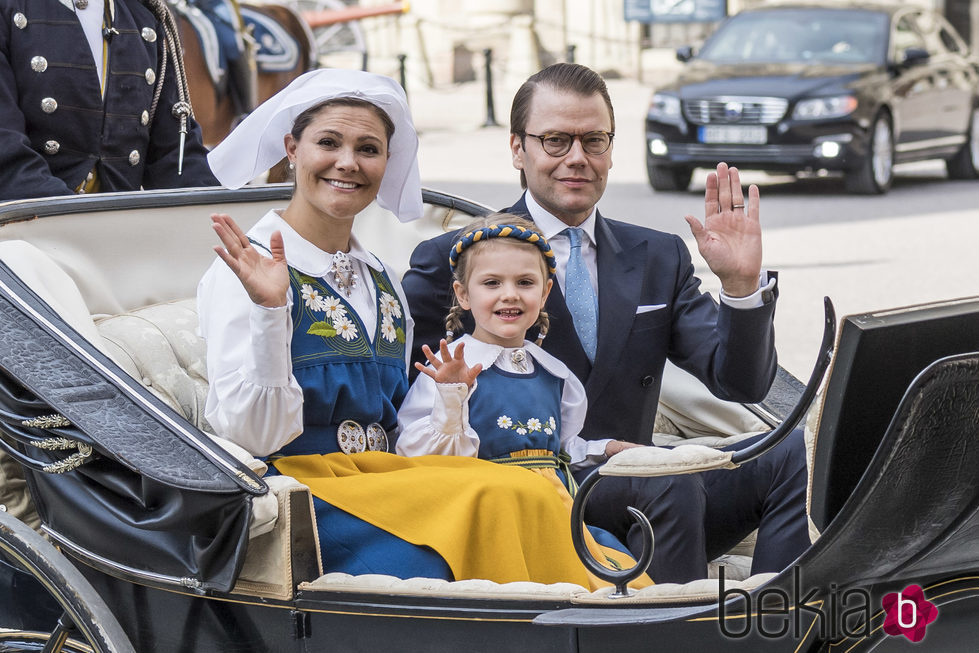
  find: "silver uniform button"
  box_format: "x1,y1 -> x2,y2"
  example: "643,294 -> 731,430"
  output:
13,13 -> 26,29
30,56 -> 47,73
129,150 -> 140,166
140,110 -> 150,126
141,27 -> 157,42
44,140 -> 59,155
41,97 -> 57,114
144,68 -> 156,85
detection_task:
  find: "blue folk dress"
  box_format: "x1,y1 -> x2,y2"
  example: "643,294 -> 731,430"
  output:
465,357 -> 650,579
269,264 -> 452,579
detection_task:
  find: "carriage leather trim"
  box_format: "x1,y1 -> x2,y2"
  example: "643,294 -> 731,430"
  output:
0,261 -> 263,592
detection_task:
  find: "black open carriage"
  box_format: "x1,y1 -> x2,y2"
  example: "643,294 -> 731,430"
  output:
0,187 -> 978,652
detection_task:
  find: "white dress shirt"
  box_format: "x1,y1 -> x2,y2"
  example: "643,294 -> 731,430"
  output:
198,210 -> 415,457
396,334 -> 610,468
523,191 -> 772,308
76,0 -> 107,95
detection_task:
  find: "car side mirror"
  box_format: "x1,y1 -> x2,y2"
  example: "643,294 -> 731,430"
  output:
901,47 -> 930,67
676,46 -> 694,62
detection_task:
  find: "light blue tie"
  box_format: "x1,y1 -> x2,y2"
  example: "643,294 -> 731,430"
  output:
562,227 -> 598,362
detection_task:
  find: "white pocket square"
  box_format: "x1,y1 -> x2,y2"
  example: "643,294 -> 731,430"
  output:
636,304 -> 667,314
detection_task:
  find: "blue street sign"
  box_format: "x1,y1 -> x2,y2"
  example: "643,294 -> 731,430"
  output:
625,0 -> 727,23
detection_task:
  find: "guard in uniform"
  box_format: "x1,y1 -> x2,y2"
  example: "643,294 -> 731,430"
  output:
0,0 -> 218,200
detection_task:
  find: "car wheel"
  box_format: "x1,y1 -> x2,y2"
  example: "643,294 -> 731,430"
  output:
945,107 -> 979,179
845,112 -> 893,194
646,164 -> 693,192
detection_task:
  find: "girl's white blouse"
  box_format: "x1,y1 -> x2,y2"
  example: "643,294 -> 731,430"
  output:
198,210 -> 415,457
396,334 -> 610,469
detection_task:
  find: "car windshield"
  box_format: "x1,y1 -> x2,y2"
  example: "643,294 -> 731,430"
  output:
697,9 -> 889,65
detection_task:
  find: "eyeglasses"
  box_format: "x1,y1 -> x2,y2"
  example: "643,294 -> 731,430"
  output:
522,131 -> 614,157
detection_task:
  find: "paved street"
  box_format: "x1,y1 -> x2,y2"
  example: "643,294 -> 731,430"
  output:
407,77 -> 979,379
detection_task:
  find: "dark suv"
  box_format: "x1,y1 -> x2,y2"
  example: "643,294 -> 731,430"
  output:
644,3 -> 979,193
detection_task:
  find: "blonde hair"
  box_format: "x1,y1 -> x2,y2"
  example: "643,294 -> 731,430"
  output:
445,214 -> 551,346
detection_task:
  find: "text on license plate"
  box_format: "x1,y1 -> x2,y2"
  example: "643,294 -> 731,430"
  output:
698,126 -> 767,144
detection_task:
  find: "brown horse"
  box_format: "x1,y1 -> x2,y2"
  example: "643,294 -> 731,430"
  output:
173,2 -> 315,180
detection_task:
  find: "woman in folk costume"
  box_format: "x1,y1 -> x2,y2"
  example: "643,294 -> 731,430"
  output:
199,69 -> 621,586
397,216 -> 652,590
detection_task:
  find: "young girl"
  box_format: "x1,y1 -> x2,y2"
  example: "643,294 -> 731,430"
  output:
397,215 -> 651,590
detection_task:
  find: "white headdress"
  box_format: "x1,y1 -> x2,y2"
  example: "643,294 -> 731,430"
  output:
208,68 -> 423,222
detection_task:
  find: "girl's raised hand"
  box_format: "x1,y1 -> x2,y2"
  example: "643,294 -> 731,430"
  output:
211,213 -> 290,308
415,339 -> 483,388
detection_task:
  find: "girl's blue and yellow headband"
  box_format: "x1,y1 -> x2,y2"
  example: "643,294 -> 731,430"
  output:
449,224 -> 557,276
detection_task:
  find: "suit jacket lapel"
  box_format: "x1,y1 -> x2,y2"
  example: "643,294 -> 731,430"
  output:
586,215 -> 647,399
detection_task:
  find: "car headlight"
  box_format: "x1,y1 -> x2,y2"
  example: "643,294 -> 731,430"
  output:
648,94 -> 682,126
792,95 -> 858,120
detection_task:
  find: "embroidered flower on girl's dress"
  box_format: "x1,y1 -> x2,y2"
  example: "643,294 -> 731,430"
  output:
498,415 -> 558,438
301,284 -> 326,312
379,291 -> 402,320
321,294 -> 347,320
380,318 -> 397,343
333,315 -> 358,341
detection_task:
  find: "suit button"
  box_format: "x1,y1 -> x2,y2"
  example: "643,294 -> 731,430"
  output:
13,13 -> 26,30
640,375 -> 654,387
30,56 -> 47,73
43,140 -> 59,155
141,27 -> 157,43
145,68 -> 156,85
129,150 -> 141,166
41,97 -> 57,113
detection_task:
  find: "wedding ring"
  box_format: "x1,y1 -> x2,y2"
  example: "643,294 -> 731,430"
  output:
732,203 -> 745,209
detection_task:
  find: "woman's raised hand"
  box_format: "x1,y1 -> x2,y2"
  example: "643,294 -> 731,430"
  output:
211,213 -> 290,308
415,339 -> 483,388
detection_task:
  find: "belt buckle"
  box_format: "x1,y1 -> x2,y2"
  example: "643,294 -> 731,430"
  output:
337,420 -> 366,454
366,423 -> 388,453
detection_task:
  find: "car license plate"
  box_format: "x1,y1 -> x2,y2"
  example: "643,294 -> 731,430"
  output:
698,126 -> 767,144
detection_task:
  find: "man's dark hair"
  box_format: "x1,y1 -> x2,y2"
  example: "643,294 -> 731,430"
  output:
510,63 -> 615,188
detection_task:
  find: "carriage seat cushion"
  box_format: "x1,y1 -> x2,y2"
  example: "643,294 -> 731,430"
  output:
301,571 -> 777,603
94,299 -> 289,540
95,299 -> 213,435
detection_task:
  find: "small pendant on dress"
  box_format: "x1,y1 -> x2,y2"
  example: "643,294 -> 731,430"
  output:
76,0 -> 89,9
510,348 -> 528,373
329,251 -> 358,298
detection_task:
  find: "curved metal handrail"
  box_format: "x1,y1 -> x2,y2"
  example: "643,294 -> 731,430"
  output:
731,296 -> 836,465
569,297 -> 837,596
570,471 -> 654,597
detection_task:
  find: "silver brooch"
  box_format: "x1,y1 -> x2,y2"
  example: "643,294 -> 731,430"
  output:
510,348 -> 528,373
75,0 -> 89,9
337,420 -> 366,454
329,251 -> 358,298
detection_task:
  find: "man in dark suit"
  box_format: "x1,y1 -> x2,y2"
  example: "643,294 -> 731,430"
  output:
0,0 -> 218,200
402,63 -> 809,583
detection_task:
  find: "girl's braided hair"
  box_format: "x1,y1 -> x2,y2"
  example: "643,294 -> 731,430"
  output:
445,214 -> 552,346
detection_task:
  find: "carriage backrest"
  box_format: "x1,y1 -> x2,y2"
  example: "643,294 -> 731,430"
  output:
809,296 -> 979,531
0,186 -> 488,316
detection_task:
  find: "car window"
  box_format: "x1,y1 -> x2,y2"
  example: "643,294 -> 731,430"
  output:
938,27 -> 963,54
911,11 -> 953,56
893,15 -> 926,55
697,9 -> 888,65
